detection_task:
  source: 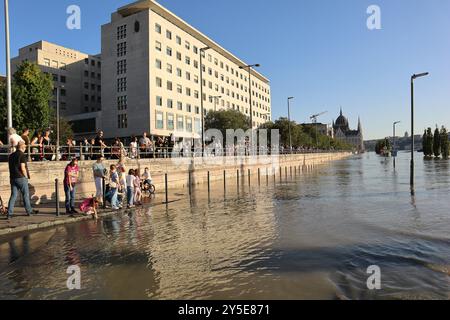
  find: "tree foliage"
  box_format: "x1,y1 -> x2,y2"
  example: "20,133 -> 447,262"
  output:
433,127 -> 441,158
205,109 -> 250,137
0,61 -> 53,141
375,138 -> 391,155
440,126 -> 449,159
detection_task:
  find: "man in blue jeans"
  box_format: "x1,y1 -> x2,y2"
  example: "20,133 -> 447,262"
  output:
7,141 -> 39,219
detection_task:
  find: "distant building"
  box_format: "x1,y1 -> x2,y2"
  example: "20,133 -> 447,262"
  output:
332,108 -> 364,151
100,0 -> 271,139
301,123 -> 333,137
11,40 -> 102,136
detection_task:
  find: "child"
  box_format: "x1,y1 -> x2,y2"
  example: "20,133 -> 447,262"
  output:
79,196 -> 99,220
133,169 -> 142,206
142,167 -> 152,185
126,169 -> 136,208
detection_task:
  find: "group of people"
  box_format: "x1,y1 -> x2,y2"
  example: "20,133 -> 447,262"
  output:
91,156 -> 153,211
3,143 -> 153,220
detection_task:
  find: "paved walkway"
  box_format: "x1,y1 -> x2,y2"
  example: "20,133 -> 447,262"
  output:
0,194 -> 183,237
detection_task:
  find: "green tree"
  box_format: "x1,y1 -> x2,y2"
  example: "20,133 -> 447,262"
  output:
424,127 -> 434,157
0,61 -> 53,140
440,126 -> 449,159
433,127 -> 441,158
205,109 -> 250,137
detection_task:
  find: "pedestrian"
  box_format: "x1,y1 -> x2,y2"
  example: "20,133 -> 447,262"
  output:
130,136 -> 138,159
79,196 -> 98,220
7,128 -> 25,153
106,164 -> 120,210
94,130 -> 107,158
64,158 -> 79,215
133,169 -> 142,205
6,141 -> 39,219
92,156 -> 106,204
126,169 -> 135,208
21,128 -> 30,146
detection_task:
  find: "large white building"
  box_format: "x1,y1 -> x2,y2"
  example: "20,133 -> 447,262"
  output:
101,0 -> 271,139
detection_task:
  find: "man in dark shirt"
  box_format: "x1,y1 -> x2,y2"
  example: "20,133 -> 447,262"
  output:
7,141 -> 38,219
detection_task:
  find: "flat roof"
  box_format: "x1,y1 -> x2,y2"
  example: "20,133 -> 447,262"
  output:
117,0 -> 269,84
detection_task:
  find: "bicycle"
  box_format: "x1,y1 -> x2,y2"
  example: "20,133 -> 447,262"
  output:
141,180 -> 156,196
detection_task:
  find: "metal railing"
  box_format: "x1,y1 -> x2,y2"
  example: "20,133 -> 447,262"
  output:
0,143 -> 346,162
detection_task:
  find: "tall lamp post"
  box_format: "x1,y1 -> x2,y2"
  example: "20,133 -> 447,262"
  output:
287,97 -> 294,153
56,85 -> 64,161
410,72 -> 429,191
392,121 -> 400,155
199,46 -> 210,156
239,63 -> 260,153
212,95 -> 222,112
4,0 -> 13,140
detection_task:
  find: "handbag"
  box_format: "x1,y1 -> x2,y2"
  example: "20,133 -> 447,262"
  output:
109,181 -> 118,189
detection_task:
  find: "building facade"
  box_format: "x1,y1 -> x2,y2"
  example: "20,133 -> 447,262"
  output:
333,109 -> 364,151
101,0 -> 271,139
11,41 -> 102,117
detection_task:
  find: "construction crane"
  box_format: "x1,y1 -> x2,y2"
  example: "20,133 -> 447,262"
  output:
310,111 -> 328,124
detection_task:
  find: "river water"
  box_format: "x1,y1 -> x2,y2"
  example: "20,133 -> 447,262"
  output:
0,152 -> 449,300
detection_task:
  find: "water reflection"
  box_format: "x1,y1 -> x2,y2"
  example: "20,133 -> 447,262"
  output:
0,152 -> 449,300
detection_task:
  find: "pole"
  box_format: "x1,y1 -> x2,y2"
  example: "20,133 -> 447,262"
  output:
5,0 -> 12,142
248,68 -> 253,148
102,177 -> 106,209
55,178 -> 60,216
199,49 -> 206,156
56,87 -> 60,161
165,173 -> 168,204
410,78 -> 414,189
288,98 -> 292,153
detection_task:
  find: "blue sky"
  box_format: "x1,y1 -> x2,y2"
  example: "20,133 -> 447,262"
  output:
1,0 -> 449,140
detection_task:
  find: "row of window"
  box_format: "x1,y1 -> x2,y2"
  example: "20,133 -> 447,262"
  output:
155,111 -> 200,133
84,58 -> 101,68
84,70 -> 101,80
84,94 -> 101,103
43,58 -> 67,70
84,82 -> 101,92
153,22 -> 270,95
153,53 -> 270,105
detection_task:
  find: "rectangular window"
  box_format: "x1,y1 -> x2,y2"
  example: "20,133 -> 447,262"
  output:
166,63 -> 172,74
177,101 -> 183,111
117,42 -> 127,57
156,96 -> 163,106
60,63 -> 66,70
177,115 -> 184,131
155,41 -> 162,51
118,95 -> 127,110
176,52 -> 182,61
167,81 -> 173,91
186,117 -> 192,132
155,23 -> 161,34
156,59 -> 162,69
194,118 -> 201,134
43,58 -> 50,67
166,46 -> 172,57
177,68 -> 182,77
177,84 -> 182,94
185,72 -> 191,81
176,36 -> 181,45
117,59 -> 127,75
167,113 -> 174,130
117,77 -> 127,92
185,56 -> 191,65
166,30 -> 172,40
118,114 -> 128,129
117,25 -> 127,40
156,77 -> 162,87
167,99 -> 173,109
185,41 -> 190,50
60,76 -> 66,83
186,104 -> 192,113
156,111 -> 164,129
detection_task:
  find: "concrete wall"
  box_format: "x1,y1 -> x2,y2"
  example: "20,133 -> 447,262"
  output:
0,152 -> 350,205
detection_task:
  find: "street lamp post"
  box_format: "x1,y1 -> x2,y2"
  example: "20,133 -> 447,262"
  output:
199,47 -> 210,156
410,72 -> 429,191
287,97 -> 294,154
393,121 -> 400,156
56,86 -> 61,161
240,64 -> 260,154
4,0 -> 13,139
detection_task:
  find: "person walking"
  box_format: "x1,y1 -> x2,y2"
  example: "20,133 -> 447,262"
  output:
92,156 -> 106,204
106,165 -> 120,210
64,158 -> 79,215
6,141 -> 39,219
126,169 -> 136,208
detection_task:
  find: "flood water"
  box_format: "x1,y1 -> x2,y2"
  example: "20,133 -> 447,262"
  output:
0,152 -> 449,300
